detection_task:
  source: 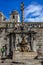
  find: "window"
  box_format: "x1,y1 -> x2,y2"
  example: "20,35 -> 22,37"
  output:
13,15 -> 15,19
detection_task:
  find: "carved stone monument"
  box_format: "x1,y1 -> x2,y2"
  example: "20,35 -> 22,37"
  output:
18,36 -> 29,52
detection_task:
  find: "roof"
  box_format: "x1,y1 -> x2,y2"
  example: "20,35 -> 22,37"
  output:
0,12 -> 6,19
10,10 -> 18,15
0,12 -> 3,16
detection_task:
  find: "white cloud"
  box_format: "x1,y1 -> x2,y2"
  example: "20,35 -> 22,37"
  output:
24,3 -> 43,22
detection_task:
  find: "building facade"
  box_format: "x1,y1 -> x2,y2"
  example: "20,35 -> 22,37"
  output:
0,11 -> 43,57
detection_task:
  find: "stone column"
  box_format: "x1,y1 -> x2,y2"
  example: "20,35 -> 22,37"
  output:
13,33 -> 16,50
15,34 -> 18,50
31,36 -> 33,51
29,33 -> 33,51
7,37 -> 9,55
9,33 -> 13,58
32,35 -> 37,52
33,40 -> 37,52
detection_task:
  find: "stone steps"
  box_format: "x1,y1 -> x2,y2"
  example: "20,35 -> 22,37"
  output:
0,59 -> 41,65
0,52 -> 41,65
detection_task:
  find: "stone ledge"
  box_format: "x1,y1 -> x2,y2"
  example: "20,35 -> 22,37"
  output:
13,51 -> 37,60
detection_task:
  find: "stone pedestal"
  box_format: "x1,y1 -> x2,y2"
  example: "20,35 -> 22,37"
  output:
13,51 -> 37,61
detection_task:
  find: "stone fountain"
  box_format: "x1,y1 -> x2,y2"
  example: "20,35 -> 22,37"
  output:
13,36 -> 37,61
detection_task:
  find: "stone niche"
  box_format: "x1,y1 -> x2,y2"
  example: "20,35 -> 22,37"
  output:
13,36 -> 37,60
17,36 -> 30,52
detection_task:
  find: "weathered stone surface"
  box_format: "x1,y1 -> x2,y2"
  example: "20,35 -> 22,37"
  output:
13,52 -> 37,60
0,59 -> 41,65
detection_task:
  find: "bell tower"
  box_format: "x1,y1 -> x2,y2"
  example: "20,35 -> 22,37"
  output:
10,10 -> 20,22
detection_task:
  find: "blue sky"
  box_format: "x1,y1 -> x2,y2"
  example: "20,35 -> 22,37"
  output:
0,0 -> 43,22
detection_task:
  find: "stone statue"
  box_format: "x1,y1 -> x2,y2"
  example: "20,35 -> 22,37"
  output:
18,36 -> 29,52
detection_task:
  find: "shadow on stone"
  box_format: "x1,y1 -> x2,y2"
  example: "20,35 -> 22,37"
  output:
12,61 -> 24,64
41,61 -> 43,65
